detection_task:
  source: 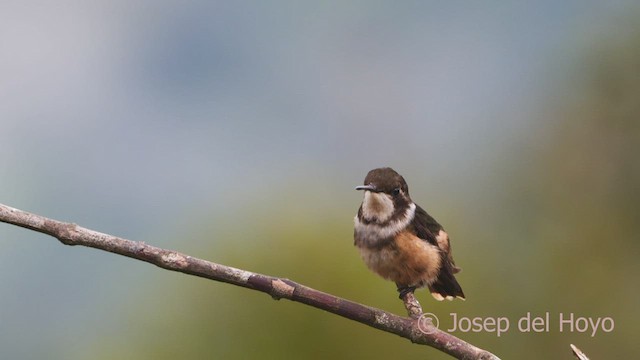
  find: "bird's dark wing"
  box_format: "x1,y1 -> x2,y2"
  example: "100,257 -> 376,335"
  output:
413,204 -> 460,272
411,204 -> 443,247
413,204 -> 465,300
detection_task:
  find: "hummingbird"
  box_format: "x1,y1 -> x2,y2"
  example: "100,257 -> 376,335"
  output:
354,167 -> 465,301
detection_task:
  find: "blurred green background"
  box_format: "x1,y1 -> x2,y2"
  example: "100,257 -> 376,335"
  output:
1,1 -> 638,359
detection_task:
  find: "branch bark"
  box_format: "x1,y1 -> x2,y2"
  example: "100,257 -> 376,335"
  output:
0,203 -> 500,360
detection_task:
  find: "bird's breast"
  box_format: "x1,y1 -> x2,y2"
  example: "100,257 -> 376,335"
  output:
357,230 -> 442,287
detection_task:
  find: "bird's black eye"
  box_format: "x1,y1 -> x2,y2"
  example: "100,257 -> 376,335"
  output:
392,188 -> 401,196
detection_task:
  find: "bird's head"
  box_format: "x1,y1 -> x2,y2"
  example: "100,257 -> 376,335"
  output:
356,167 -> 413,225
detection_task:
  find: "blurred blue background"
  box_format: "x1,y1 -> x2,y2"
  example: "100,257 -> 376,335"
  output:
1,1 -> 638,359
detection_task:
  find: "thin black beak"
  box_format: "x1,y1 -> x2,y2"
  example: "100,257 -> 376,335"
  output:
355,184 -> 376,191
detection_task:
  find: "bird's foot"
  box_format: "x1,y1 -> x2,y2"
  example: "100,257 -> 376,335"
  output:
397,286 -> 417,299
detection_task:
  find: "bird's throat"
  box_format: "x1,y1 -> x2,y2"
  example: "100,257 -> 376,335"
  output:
361,191 -> 395,223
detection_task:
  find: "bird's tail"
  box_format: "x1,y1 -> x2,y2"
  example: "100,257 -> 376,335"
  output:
428,263 -> 465,301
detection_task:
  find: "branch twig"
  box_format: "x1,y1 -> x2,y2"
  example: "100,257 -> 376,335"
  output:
0,203 -> 500,360
570,344 -> 590,360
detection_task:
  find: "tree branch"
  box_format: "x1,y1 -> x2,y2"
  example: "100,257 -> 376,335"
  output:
0,203 -> 500,360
